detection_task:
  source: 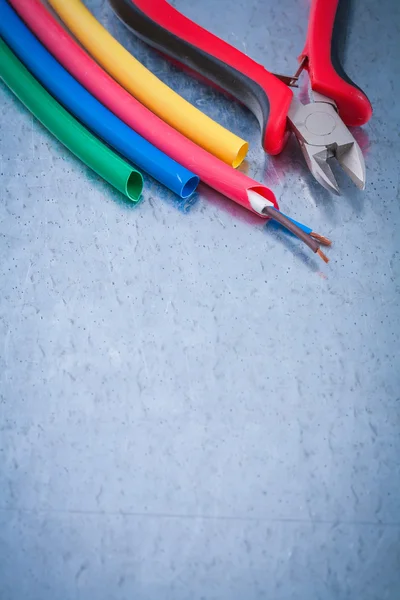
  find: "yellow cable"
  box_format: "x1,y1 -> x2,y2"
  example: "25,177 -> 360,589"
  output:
47,0 -> 248,167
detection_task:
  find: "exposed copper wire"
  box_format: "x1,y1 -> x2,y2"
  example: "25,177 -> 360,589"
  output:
263,206 -> 330,263
310,232 -> 332,246
317,249 -> 329,263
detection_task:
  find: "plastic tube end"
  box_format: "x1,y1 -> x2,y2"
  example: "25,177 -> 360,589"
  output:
247,187 -> 278,214
181,175 -> 200,199
232,141 -> 249,168
125,170 -> 144,202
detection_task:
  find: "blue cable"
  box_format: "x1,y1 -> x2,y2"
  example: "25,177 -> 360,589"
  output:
0,0 -> 199,199
269,208 -> 313,236
281,214 -> 312,235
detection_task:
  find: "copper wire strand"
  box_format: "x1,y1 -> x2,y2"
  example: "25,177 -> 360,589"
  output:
317,249 -> 329,263
310,232 -> 332,246
263,206 -> 329,263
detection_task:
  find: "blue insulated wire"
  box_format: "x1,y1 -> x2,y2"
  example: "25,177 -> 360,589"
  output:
0,0 -> 199,198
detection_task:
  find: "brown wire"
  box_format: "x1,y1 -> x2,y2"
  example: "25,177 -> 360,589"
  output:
263,206 -> 328,261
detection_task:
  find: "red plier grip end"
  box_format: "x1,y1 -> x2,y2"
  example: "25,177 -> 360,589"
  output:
302,0 -> 372,127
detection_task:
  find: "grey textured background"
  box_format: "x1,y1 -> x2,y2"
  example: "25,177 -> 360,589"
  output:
0,0 -> 399,598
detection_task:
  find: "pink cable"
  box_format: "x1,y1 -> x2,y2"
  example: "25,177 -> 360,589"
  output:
10,0 -> 278,215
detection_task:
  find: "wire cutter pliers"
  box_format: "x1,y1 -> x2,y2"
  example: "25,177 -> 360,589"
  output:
108,0 -> 372,194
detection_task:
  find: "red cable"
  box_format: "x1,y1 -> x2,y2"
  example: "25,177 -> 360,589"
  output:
10,0 -> 278,215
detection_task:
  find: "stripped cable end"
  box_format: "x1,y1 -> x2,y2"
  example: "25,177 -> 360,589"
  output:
311,232 -> 332,247
248,193 -> 331,263
263,206 -> 330,262
317,248 -> 329,264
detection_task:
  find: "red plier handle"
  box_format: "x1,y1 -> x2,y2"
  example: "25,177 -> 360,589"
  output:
109,0 -> 372,154
109,0 -> 292,155
302,0 -> 372,126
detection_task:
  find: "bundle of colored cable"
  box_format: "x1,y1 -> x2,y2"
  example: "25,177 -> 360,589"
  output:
0,0 -> 199,200
47,0 -> 248,167
0,38 -> 143,203
10,0 -> 331,261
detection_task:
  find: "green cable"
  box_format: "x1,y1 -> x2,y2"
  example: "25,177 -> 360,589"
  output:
0,38 -> 143,202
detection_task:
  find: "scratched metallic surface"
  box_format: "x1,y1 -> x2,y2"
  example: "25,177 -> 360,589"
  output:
0,0 -> 399,598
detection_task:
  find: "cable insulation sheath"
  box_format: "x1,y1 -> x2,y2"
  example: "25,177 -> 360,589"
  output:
47,0 -> 248,167
0,38 -> 143,202
0,0 -> 198,199
10,0 -> 277,214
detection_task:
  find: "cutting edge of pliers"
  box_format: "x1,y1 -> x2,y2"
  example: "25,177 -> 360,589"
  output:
108,0 -> 372,194
288,91 -> 366,194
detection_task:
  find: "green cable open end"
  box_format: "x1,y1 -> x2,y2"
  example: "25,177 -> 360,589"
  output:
0,38 -> 144,205
125,170 -> 144,202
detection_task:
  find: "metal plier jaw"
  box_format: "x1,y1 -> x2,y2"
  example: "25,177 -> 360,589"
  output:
287,92 -> 366,194
110,0 -> 373,194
